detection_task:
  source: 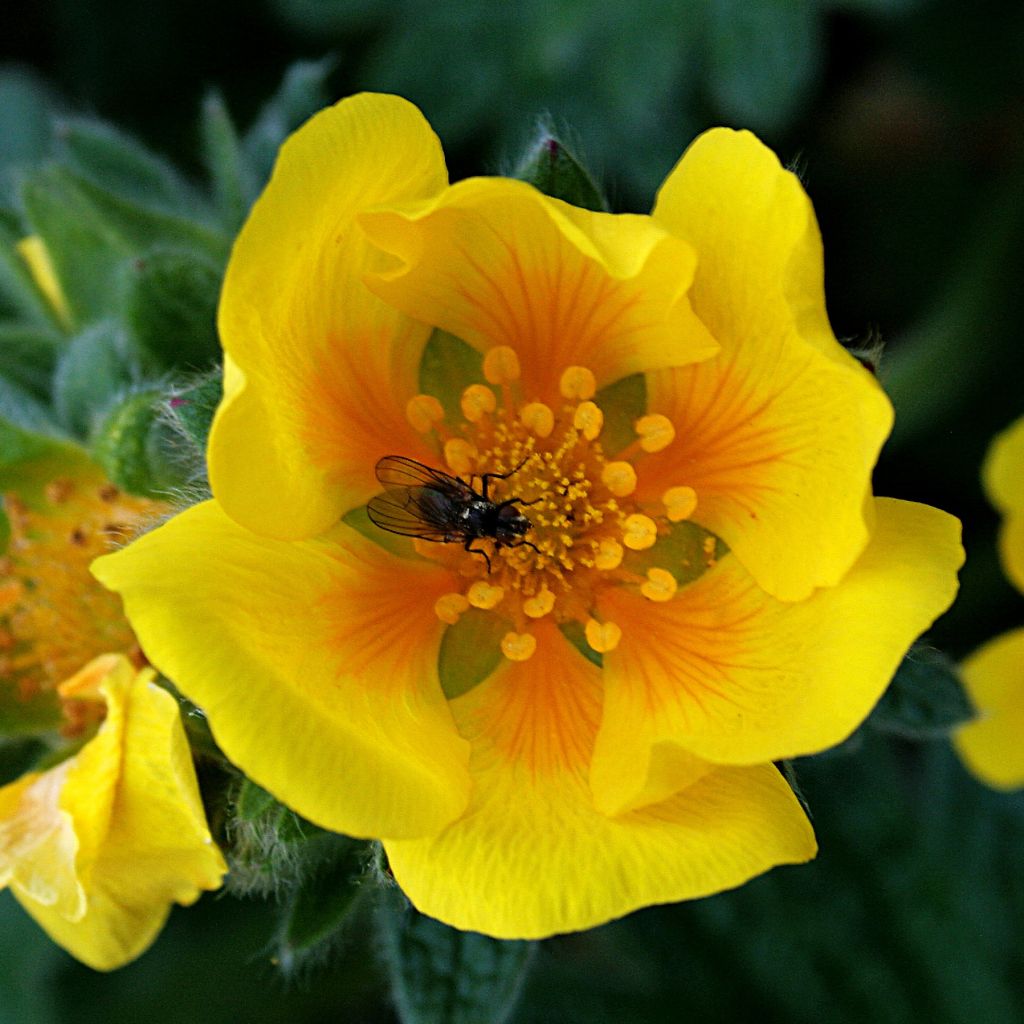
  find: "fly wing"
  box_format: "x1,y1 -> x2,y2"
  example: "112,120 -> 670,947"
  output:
366,486 -> 455,540
374,456 -> 467,491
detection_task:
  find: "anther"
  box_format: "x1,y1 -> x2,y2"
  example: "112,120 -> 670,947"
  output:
559,366 -> 597,401
634,414 -> 676,453
640,567 -> 678,602
501,631 -> 537,662
405,394 -> 445,433
585,618 -> 622,654
467,581 -> 505,610
522,587 -> 556,618
444,438 -> 476,476
601,461 -> 637,498
573,401 -> 603,441
434,593 -> 470,624
622,513 -> 658,550
593,537 -> 624,571
461,384 -> 497,422
483,345 -> 521,384
662,485 -> 698,522
520,402 -> 555,438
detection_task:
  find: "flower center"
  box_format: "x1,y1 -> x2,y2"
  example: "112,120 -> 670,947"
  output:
0,479 -> 163,735
400,346 -> 716,663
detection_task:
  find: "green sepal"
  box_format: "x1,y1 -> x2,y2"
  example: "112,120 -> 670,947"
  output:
123,247 -> 222,370
514,127 -> 608,213
200,91 -> 256,232
377,886 -> 536,1024
438,608 -> 507,700
243,59 -> 336,189
167,371 -> 222,471
274,833 -> 373,976
225,778 -> 325,897
90,387 -> 186,499
0,737 -> 49,787
867,644 -> 976,739
0,377 -> 94,505
52,320 -> 135,439
0,684 -> 62,739
0,323 -> 64,402
53,117 -> 206,218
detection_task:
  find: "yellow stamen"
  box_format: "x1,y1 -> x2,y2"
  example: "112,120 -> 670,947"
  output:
483,345 -> 521,384
461,384 -> 497,422
520,402 -> 554,438
522,587 -> 556,618
640,567 -> 678,602
662,485 -> 698,522
585,618 -> 622,654
434,592 -> 470,625
634,414 -> 676,453
444,438 -> 477,476
501,631 -> 537,662
622,513 -> 658,550
405,394 -> 445,434
573,401 -> 603,441
601,461 -> 637,498
593,537 -> 624,570
559,366 -> 597,401
467,581 -> 505,610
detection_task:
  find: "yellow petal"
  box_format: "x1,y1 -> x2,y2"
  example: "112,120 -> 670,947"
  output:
654,127 -> 856,368
360,177 -> 717,405
955,628 -> 1024,790
92,501 -> 471,839
983,414 -> 1024,514
385,621 -> 815,939
4,655 -> 225,970
594,499 -> 962,774
984,415 -> 1024,593
647,128 -> 893,601
211,93 -> 448,540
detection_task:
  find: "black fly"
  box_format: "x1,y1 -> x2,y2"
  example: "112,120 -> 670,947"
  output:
367,455 -> 540,572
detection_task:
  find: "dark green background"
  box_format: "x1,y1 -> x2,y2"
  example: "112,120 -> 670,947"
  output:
3,1 -> 1023,1020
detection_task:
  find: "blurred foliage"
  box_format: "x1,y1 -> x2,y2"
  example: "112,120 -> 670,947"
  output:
3,0 -> 1024,1020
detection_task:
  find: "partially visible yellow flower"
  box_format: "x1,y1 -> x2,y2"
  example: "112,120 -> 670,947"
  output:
1,475 -> 226,966
94,95 -> 963,939
956,415 -> 1024,789
0,653 -> 226,970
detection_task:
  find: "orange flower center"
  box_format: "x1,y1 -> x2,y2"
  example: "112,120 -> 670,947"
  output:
1,479 -> 163,735
400,346 -> 718,662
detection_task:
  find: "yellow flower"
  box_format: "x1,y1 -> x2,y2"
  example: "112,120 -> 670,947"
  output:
93,94 -> 963,939
955,415 -> 1024,789
1,476 -> 226,967
0,654 -> 226,970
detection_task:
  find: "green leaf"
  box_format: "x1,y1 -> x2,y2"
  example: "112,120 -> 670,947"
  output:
243,59 -> 336,188
200,91 -> 256,232
0,68 -> 56,202
514,128 -> 608,212
0,377 -> 93,504
170,371 -> 222,452
868,644 -> 975,739
275,834 -> 371,975
20,165 -> 134,326
123,247 -> 222,369
54,117 -> 205,217
0,323 -> 64,401
52,320 -> 134,439
705,0 -> 823,133
91,388 -> 188,499
378,887 -> 536,1024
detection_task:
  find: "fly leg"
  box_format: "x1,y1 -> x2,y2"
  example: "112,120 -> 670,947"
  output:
479,454 -> 536,501
464,538 -> 493,574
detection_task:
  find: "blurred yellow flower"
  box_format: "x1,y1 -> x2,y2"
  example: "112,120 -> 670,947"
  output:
94,94 -> 962,938
1,478 -> 226,968
955,415 -> 1024,789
